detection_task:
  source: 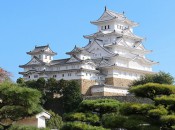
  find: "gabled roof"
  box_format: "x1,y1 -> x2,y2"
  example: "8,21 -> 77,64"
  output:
98,58 -> 112,68
27,45 -> 57,55
91,7 -> 138,27
66,54 -> 82,63
131,55 -> 158,65
19,56 -> 46,68
85,39 -> 117,58
66,45 -> 91,55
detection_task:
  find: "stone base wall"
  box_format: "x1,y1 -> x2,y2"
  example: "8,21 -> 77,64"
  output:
92,92 -> 126,96
78,79 -> 97,96
105,77 -> 133,88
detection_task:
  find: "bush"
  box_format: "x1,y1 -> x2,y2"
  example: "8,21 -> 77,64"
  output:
64,112 -> 99,124
78,99 -> 122,114
130,71 -> 174,86
129,83 -> 175,99
120,103 -> 155,115
101,113 -> 127,128
60,122 -> 109,130
8,125 -> 49,130
46,110 -> 63,129
148,106 -> 168,118
154,94 -> 175,106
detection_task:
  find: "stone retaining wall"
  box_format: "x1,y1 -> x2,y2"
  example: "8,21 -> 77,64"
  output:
83,95 -> 153,104
105,77 -> 132,87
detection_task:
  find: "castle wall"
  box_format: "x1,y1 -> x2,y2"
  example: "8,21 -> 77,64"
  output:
105,77 -> 132,88
78,79 -> 97,96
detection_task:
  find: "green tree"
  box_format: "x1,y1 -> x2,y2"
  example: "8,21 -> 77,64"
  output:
129,83 -> 175,99
130,71 -> 174,87
0,81 -> 42,127
46,78 -> 58,93
46,110 -> 63,129
62,80 -> 82,113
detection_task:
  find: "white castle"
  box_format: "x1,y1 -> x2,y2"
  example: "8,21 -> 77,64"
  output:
19,7 -> 157,96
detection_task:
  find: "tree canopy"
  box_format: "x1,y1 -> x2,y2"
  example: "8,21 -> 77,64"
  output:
0,81 -> 42,127
130,71 -> 174,87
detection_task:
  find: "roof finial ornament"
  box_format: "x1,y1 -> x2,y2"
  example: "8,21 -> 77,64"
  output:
105,6 -> 107,11
123,11 -> 125,15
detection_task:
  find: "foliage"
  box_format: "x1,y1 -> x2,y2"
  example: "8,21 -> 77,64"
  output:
46,78 -> 58,93
62,80 -> 82,113
0,81 -> 42,126
154,94 -> 175,106
160,115 -> 175,129
8,125 -> 49,130
101,113 -> 127,128
46,110 -> 63,129
129,83 -> 175,99
60,122 -> 109,130
64,112 -> 99,124
130,71 -> 174,86
120,103 -> 155,115
78,99 -> 122,115
148,106 -> 168,118
0,68 -> 11,83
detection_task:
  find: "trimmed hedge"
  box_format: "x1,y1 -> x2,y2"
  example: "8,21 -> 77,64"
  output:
120,103 -> 155,115
101,113 -> 127,128
154,94 -> 175,106
64,112 -> 99,123
8,125 -> 49,130
60,122 -> 109,130
78,99 -> 122,114
148,106 -> 168,118
130,83 -> 175,99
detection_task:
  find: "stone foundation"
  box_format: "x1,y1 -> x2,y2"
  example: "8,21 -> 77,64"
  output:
78,79 -> 97,96
105,77 -> 132,88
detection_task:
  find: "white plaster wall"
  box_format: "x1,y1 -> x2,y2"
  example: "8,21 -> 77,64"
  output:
91,87 -> 129,95
37,117 -> 46,128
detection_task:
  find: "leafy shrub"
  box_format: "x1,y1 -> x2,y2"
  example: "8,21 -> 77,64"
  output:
101,113 -> 127,128
64,112 -> 99,124
60,122 -> 109,130
154,94 -> 175,106
123,115 -> 150,130
130,71 -> 174,86
148,106 -> 168,118
129,83 -> 175,99
161,115 -> 175,125
8,125 -> 49,130
78,99 -> 122,114
120,103 -> 155,115
46,110 -> 63,129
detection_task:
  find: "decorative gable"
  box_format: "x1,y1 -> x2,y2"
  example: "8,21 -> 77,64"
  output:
86,40 -> 115,59
99,59 -> 111,67
66,56 -> 80,63
98,11 -> 115,21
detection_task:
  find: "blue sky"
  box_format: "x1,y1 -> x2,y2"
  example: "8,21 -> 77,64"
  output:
0,0 -> 175,81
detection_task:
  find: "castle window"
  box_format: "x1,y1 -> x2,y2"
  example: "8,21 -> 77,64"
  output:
49,56 -> 51,60
53,75 -> 57,78
39,55 -> 41,59
108,25 -> 110,29
105,26 -> 106,29
68,73 -> 71,76
101,26 -> 103,30
45,55 -> 47,59
28,76 -> 30,78
62,74 -> 64,77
